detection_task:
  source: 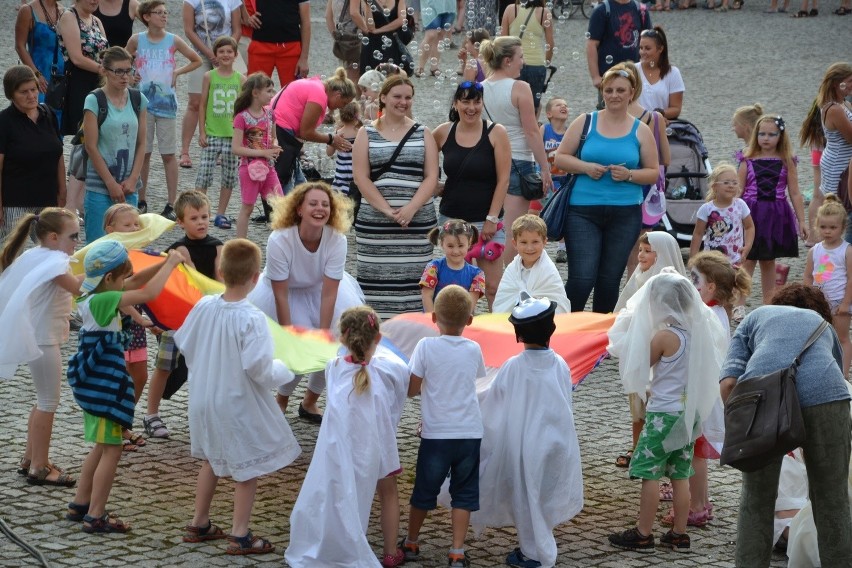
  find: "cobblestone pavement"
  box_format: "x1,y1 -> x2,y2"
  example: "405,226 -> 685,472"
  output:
1,2 -> 849,566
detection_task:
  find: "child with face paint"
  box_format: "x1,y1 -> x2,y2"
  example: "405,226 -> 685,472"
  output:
613,231 -> 685,471
665,251 -> 751,529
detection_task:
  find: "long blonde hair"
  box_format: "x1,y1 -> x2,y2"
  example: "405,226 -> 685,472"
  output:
744,115 -> 793,163
339,306 -> 381,395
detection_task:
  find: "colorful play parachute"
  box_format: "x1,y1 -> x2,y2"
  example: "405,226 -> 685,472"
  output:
381,311 -> 615,387
71,213 -> 175,272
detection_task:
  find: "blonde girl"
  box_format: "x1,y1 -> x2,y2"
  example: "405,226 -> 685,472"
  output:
731,103 -> 764,152
327,101 -> 362,196
231,72 -> 282,239
420,219 -> 486,313
675,251 -> 751,528
805,193 -> 852,377
103,203 -> 157,450
0,208 -> 82,487
286,306 -> 410,568
737,115 -> 807,304
691,163 -> 755,269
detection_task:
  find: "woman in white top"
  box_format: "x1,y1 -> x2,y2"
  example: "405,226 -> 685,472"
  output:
248,181 -> 364,422
500,0 -> 554,118
481,36 -> 553,262
636,27 -> 684,121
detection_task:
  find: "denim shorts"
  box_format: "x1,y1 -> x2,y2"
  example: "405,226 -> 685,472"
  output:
410,438 -> 481,511
508,159 -> 539,198
520,64 -> 547,111
424,11 -> 455,30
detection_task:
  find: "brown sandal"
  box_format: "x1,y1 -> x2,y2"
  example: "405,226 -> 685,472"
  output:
183,521 -> 228,543
226,531 -> 275,555
27,465 -> 76,487
82,513 -> 131,533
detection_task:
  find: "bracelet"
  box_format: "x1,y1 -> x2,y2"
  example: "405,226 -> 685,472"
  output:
327,133 -> 334,145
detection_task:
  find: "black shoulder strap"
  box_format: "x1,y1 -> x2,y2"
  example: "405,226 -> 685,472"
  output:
794,320 -> 830,367
371,123 -> 420,181
518,4 -> 536,39
94,88 -> 108,129
40,104 -> 60,135
128,88 -> 142,117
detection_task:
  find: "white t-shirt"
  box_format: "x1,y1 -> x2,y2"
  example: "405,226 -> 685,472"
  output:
183,0 -> 241,54
409,336 -> 486,439
696,198 -> 751,266
637,65 -> 685,113
263,225 -> 346,288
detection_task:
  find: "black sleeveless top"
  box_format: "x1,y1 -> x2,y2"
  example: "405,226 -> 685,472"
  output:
439,120 -> 498,222
95,0 -> 133,48
167,235 -> 223,280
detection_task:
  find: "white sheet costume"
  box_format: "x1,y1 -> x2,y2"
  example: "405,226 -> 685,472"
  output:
0,247 -> 73,379
285,347 -> 409,568
173,295 -> 301,481
614,231 -> 685,313
492,252 -> 570,314
473,347 -> 584,568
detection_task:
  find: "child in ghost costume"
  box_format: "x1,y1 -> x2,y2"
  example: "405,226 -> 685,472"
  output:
286,306 -> 410,568
614,231 -> 686,313
473,293 -> 584,568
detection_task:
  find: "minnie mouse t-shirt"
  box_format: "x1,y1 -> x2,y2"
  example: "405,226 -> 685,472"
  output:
696,198 -> 751,266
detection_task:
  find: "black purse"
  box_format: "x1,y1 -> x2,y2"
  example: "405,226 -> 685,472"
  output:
541,113 -> 592,241
719,320 -> 828,473
44,32 -> 67,109
483,102 -> 543,201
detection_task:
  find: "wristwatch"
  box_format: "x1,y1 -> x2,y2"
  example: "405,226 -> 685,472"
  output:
485,215 -> 500,224
327,133 -> 334,145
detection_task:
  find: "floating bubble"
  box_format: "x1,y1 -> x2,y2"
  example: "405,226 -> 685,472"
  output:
649,61 -> 655,68
422,43 -> 430,52
367,17 -> 374,25
841,82 -> 847,90
373,50 -> 383,60
605,54 -> 613,64
370,82 -> 379,91
467,9 -> 475,18
519,24 -> 526,33
443,22 -> 452,31
543,19 -> 551,27
552,46 -> 558,54
480,6 -> 486,13
584,31 -> 591,39
437,43 -> 445,52
351,62 -> 359,70
572,51 -> 580,60
362,36 -> 370,45
429,57 -> 439,66
407,6 -> 415,14
665,127 -> 673,136
383,8 -> 391,16
473,41 -> 481,49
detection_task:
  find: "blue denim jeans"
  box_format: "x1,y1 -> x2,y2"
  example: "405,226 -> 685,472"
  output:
563,204 -> 641,313
84,190 -> 138,244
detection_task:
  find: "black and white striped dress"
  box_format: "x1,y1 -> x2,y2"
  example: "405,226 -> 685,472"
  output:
355,125 -> 437,319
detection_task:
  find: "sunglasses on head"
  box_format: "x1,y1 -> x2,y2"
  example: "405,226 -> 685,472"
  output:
458,81 -> 484,91
641,29 -> 659,38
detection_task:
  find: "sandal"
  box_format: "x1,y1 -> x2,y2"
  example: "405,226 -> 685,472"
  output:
123,429 -> 146,447
835,6 -> 850,14
183,521 -> 228,543
179,153 -> 193,168
27,465 -> 76,487
143,414 -> 170,439
615,450 -> 633,468
414,68 -> 425,78
214,214 -> 232,229
17,458 -> 30,476
381,548 -> 405,567
226,531 -> 275,555
82,513 -> 131,534
659,480 -> 674,501
791,9 -> 808,16
809,8 -> 818,15
122,439 -> 138,452
66,502 -> 90,522
661,506 -> 709,527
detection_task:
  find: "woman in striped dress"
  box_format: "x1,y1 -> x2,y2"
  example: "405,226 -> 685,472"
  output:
352,75 -> 438,319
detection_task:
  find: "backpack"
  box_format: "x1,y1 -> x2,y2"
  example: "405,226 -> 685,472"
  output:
602,0 -> 648,27
68,88 -> 142,180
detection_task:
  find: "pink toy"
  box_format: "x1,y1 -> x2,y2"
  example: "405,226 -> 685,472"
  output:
465,222 -> 505,263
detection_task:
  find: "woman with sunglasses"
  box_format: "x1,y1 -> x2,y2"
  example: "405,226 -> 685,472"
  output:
432,80 -> 511,309
481,36 -> 553,263
636,27 -> 684,122
80,46 -> 148,242
554,67 -> 659,313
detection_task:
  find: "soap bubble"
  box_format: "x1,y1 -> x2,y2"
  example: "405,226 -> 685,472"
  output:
665,127 -> 673,136
605,54 -> 613,64
351,62 -> 359,70
429,57 -> 438,66
367,17 -> 374,25
572,51 -> 580,60
373,50 -> 383,60
362,36 -> 370,45
443,22 -> 452,31
383,8 -> 391,17
407,6 -> 414,14
649,61 -> 655,68
371,82 -> 380,91
584,31 -> 591,39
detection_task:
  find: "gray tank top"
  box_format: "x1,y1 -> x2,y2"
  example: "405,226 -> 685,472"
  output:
483,78 -> 533,161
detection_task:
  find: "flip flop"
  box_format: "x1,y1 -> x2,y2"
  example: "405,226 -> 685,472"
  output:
179,153 -> 192,168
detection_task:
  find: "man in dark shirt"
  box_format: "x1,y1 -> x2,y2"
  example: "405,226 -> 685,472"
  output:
585,0 -> 651,107
247,0 -> 311,87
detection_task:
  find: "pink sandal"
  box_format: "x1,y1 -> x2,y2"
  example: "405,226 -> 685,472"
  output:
661,506 -> 710,527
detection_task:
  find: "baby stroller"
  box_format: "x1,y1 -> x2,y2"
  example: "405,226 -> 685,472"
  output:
657,119 -> 712,247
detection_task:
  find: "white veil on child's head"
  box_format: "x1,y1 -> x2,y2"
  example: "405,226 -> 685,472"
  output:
614,232 -> 686,313
607,270 -> 728,452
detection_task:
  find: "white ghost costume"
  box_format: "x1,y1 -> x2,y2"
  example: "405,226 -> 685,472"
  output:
0,247 -> 74,379
608,271 -> 728,452
173,295 -> 301,481
285,347 -> 409,568
614,231 -> 686,313
492,252 -> 570,314
472,296 -> 583,568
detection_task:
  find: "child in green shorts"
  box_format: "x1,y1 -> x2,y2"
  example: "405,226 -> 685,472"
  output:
606,271 -> 728,553
66,241 -> 185,533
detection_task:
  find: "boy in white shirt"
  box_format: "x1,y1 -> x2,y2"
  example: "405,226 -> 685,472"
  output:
403,285 -> 486,568
493,215 -> 570,314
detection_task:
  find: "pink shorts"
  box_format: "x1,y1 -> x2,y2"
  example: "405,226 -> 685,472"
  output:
124,347 -> 147,364
239,165 -> 283,205
812,149 -> 823,167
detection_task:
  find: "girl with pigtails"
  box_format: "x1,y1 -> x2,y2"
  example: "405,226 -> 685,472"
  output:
287,306 -> 411,568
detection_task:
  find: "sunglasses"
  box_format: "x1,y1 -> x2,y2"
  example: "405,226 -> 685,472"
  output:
458,81 -> 484,91
641,29 -> 659,38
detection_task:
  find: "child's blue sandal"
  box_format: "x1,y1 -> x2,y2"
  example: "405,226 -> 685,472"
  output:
183,521 -> 227,543
226,531 -> 275,555
214,215 -> 232,229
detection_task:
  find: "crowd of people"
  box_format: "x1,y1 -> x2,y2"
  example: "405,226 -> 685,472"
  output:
2,0 -> 852,566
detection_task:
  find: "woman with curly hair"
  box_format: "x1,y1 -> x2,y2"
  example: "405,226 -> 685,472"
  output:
248,181 -> 364,423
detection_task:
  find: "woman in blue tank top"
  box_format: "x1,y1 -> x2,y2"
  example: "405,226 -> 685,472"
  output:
554,67 -> 660,313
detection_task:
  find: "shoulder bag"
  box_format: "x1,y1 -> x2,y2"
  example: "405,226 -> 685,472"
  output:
483,102 -> 544,201
719,320 -> 828,473
349,122 -> 420,221
44,25 -> 67,109
540,113 -> 592,241
332,0 -> 362,62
